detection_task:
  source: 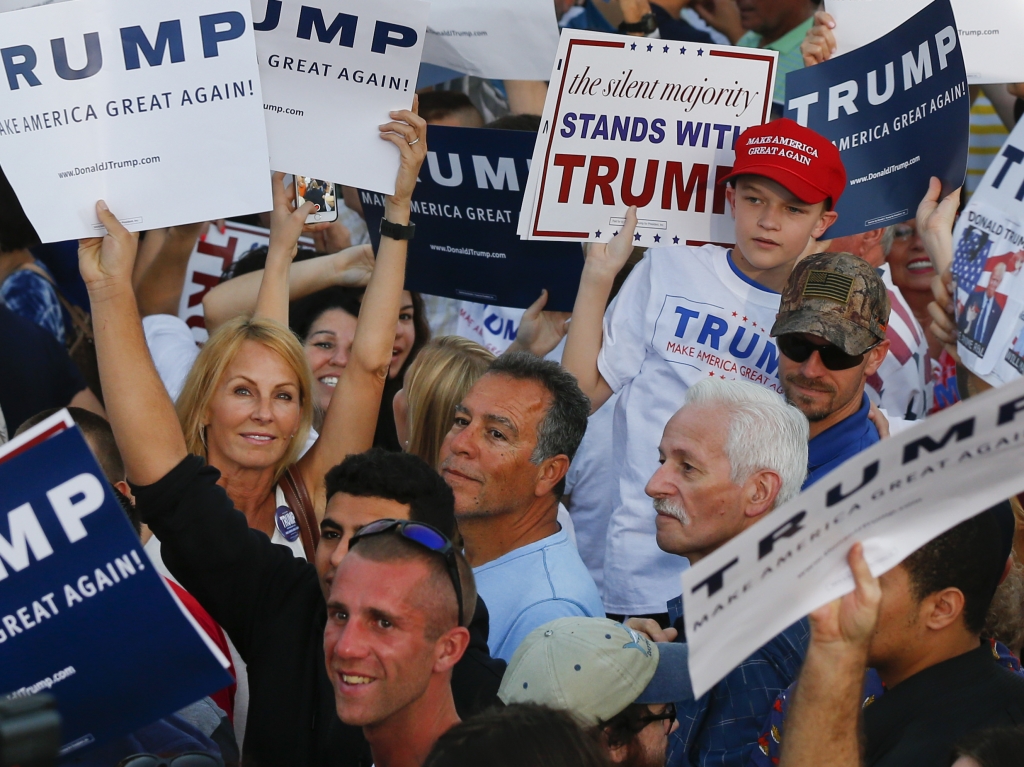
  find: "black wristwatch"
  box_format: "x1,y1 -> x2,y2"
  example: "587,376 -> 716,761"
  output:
380,217 -> 415,241
619,12 -> 657,35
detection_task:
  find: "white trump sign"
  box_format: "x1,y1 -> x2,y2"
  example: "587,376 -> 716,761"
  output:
518,30 -> 777,246
252,0 -> 428,195
682,375 -> 1024,697
0,0 -> 271,242
825,0 -> 1024,85
422,0 -> 560,81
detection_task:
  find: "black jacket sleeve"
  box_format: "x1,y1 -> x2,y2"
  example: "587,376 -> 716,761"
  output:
131,456 -> 322,662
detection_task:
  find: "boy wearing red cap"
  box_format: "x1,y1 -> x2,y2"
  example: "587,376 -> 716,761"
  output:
560,119 -> 845,767
562,118 -> 844,623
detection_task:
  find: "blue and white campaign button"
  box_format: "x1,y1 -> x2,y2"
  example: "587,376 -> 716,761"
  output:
275,506 -> 300,542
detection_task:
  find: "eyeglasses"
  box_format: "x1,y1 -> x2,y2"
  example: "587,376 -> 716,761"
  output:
777,335 -> 880,371
636,703 -> 676,729
892,224 -> 916,242
118,754 -> 224,767
349,519 -> 464,627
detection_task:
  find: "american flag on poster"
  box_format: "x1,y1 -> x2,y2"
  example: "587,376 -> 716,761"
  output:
953,224 -> 994,294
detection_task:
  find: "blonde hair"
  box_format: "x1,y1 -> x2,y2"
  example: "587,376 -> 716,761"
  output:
404,336 -> 495,468
176,316 -> 315,482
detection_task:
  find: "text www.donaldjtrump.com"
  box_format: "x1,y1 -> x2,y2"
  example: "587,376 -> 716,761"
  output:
58,155 -> 160,179
6,665 -> 76,699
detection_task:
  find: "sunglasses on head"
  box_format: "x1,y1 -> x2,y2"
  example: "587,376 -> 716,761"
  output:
777,335 -> 880,371
349,519 -> 464,627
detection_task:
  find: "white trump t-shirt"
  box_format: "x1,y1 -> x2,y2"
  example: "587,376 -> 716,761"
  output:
596,245 -> 784,615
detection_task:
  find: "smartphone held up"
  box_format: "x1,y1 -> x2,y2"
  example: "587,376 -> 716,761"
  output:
295,176 -> 338,223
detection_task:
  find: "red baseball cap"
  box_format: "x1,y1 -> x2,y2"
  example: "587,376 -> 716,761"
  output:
720,119 -> 846,207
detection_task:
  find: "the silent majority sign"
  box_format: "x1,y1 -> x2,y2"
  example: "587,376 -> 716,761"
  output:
682,374 -> 1024,698
0,0 -> 272,242
518,29 -> 777,247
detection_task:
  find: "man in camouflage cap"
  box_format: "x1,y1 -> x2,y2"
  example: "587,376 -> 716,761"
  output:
771,252 -> 891,488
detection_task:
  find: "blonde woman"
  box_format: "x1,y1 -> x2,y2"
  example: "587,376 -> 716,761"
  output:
393,336 -> 495,468
93,107 -> 427,563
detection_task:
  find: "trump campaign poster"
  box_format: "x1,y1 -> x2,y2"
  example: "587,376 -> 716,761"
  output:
362,126 -> 585,311
785,0 -> 969,237
519,29 -> 777,247
952,118 -> 1024,384
252,0 -> 429,195
683,375 -> 1024,697
0,0 -> 271,242
0,412 -> 231,756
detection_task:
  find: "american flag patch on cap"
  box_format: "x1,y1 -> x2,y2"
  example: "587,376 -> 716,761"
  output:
802,270 -> 854,303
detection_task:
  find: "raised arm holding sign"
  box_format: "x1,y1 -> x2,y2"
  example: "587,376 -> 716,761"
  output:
0,0 -> 271,242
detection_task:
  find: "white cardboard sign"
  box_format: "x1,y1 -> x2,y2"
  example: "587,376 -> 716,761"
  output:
682,375 -> 1024,697
252,0 -> 428,195
0,0 -> 271,242
518,30 -> 777,247
825,0 -> 1024,85
422,0 -> 560,81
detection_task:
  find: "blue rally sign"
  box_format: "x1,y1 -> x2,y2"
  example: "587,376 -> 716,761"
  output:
361,125 -> 585,311
784,0 -> 969,237
0,424 -> 231,757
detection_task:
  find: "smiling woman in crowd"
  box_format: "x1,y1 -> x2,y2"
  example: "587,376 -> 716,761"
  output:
163,114 -> 427,560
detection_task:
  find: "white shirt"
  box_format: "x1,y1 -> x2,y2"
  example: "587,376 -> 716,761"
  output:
143,314 -> 200,403
866,265 -> 929,420
597,245 -> 783,614
562,391 -> 619,600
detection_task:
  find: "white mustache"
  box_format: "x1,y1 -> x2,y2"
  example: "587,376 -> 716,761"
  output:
653,497 -> 690,525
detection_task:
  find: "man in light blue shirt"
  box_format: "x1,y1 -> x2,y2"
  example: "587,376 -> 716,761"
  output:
438,352 -> 604,662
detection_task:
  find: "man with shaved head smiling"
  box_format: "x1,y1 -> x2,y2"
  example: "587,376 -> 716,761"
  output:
325,521 -> 476,767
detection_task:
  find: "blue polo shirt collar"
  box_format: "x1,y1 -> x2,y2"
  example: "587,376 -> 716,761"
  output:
807,394 -> 875,476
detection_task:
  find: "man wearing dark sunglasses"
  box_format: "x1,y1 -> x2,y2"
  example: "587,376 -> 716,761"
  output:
771,252 -> 891,488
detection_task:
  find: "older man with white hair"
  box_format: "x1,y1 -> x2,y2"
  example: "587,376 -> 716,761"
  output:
637,377 -> 811,767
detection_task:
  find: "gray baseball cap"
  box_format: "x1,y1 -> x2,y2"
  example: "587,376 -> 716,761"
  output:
498,617 -> 693,726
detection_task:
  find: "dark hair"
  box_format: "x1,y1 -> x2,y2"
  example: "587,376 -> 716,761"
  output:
424,704 -> 611,767
418,91 -> 483,125
221,245 -> 321,281
903,507 -> 1007,634
486,114 -> 542,132
0,167 -> 40,252
324,448 -> 456,539
349,531 -> 476,632
950,725 -> 1024,767
486,352 -> 590,465
16,407 -> 125,484
290,285 -> 365,339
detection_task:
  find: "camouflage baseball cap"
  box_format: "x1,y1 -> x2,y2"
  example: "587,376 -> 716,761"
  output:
771,252 -> 890,356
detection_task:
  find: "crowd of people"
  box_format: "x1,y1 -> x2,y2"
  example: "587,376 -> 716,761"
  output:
2,1 -> 1024,766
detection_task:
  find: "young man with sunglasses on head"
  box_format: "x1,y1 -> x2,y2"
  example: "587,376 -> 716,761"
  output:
562,119 -> 844,625
771,251 -> 890,488
325,519 -> 476,767
132,448 -> 503,767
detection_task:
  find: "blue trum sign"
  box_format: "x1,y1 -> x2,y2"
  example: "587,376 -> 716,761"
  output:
0,428 -> 230,756
361,125 -> 585,311
784,0 -> 969,237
